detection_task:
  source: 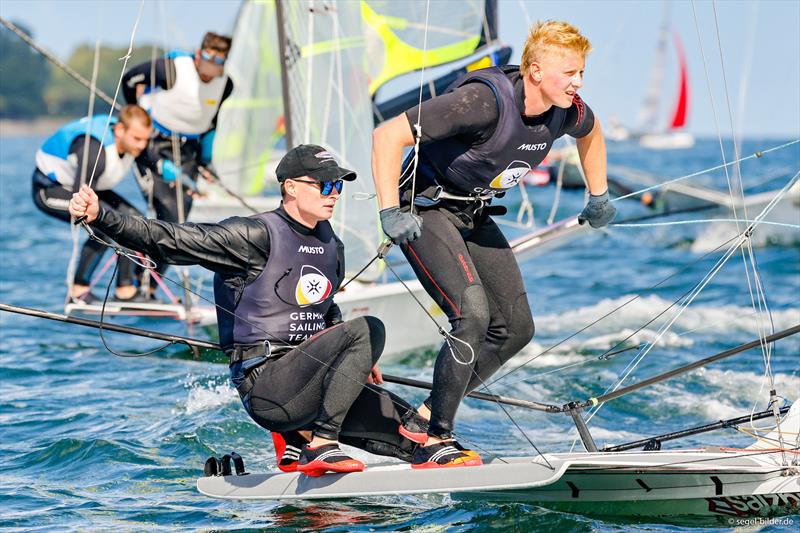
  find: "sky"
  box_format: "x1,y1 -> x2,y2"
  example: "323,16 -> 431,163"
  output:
2,0 -> 799,138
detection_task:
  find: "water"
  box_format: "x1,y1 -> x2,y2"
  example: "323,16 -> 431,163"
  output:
1,135 -> 798,531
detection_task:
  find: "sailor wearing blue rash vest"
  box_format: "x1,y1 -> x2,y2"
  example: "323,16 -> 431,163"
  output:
122,31 -> 234,228
371,21 -> 616,469
68,144 -> 421,477
32,105 -> 153,303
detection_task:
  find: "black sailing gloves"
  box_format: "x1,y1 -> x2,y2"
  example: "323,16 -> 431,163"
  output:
379,206 -> 423,245
578,190 -> 617,229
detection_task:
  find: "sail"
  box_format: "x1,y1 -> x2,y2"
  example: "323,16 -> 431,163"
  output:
636,23 -> 667,131
362,0 -> 495,94
669,32 -> 688,130
213,0 -> 284,196
278,0 -> 381,278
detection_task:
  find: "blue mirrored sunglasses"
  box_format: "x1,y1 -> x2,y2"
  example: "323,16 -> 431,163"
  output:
200,51 -> 226,66
292,179 -> 344,196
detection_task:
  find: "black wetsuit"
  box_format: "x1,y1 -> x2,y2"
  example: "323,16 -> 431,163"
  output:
32,136 -> 147,288
398,67 -> 595,440
122,58 -> 234,226
91,205 -> 417,461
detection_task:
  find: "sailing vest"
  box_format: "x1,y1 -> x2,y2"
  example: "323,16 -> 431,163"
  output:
213,211 -> 339,353
35,116 -> 134,191
410,66 -> 571,197
140,53 -> 228,138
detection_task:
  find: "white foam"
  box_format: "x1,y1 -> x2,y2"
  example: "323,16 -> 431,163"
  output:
646,368 -> 799,420
182,375 -> 238,415
534,294 -> 799,339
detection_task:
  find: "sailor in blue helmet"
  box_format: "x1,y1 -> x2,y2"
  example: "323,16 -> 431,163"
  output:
69,144 -> 421,477
32,104 -> 153,303
121,31 -> 234,227
371,21 -> 617,468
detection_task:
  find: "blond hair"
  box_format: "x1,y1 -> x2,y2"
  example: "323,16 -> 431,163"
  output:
118,104 -> 152,129
520,21 -> 592,75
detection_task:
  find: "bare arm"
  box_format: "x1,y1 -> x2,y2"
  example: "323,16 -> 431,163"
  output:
371,114 -> 416,209
575,118 -> 608,196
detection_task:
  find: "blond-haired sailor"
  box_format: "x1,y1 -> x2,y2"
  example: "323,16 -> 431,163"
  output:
371,21 -> 616,468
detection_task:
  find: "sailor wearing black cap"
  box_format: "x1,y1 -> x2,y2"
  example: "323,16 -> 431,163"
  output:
68,144 -> 419,477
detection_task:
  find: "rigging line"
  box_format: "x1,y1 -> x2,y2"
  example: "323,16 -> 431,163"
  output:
579,175 -> 799,433
407,0 -> 432,217
579,229 -> 762,433
96,262 -> 176,358
709,1 -> 775,376
501,344 -> 646,387
156,0 -> 193,317
546,147 -> 568,225
0,18 -> 121,111
488,232 -> 741,387
612,218 -> 800,230
66,40 -> 103,309
611,139 -> 799,203
379,255 -> 554,468
692,1 -> 772,385
85,0 -> 145,189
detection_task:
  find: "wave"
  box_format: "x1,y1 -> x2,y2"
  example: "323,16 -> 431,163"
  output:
534,294 -> 799,337
182,374 -> 238,415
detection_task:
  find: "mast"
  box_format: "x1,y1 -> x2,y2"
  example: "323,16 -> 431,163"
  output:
636,2 -> 670,132
275,0 -> 294,149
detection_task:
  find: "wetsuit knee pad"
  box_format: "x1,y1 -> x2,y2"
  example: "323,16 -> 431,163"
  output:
348,315 -> 386,362
505,293 -> 535,354
454,285 -> 491,338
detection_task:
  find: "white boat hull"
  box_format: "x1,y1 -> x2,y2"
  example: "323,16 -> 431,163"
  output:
639,131 -> 695,150
196,449 -> 800,520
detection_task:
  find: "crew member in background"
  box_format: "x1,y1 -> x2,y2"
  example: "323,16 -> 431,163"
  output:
371,21 -> 617,469
122,31 -> 234,225
32,105 -> 153,303
68,144 -> 421,477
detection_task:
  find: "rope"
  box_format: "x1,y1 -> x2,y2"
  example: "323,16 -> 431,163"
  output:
85,0 -> 145,189
406,0 -> 432,217
611,139 -> 799,203
489,233 -> 742,387
612,218 -> 800,230
570,172 -> 800,450
65,40 -> 103,307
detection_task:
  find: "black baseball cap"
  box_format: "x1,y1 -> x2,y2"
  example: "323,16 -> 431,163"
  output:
276,144 -> 356,183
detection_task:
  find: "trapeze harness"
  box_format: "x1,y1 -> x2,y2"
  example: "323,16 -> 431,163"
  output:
138,52 -> 228,139
404,65 -> 578,220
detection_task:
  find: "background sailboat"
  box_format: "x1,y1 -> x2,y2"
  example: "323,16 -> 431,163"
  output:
637,19 -> 695,150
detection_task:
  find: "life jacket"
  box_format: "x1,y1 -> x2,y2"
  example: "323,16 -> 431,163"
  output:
139,52 -> 228,138
35,116 -> 133,191
213,211 -> 339,354
408,66 -> 572,198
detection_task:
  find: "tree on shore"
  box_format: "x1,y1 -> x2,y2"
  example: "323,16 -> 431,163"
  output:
0,22 -> 50,119
1,27 -> 162,119
44,44 -> 162,116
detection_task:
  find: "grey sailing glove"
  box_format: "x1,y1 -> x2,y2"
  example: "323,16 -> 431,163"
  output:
578,190 -> 617,229
379,206 -> 423,245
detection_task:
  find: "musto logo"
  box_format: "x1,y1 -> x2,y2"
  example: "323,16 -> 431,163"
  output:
295,265 -> 332,305
490,160 -> 533,189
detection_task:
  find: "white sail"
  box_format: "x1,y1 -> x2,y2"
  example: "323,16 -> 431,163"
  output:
279,1 -> 381,277
213,1 -> 284,197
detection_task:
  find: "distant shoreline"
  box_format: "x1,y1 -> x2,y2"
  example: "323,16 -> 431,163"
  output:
0,118 -> 77,137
